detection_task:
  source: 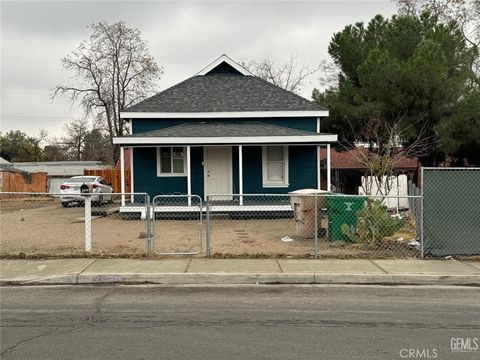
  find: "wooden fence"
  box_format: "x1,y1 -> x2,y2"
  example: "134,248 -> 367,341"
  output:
0,171 -> 47,193
84,169 -> 131,193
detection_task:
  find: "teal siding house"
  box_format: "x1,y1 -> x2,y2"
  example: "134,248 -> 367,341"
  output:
114,55 -> 336,206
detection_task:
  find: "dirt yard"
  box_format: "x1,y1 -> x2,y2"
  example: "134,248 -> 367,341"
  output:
0,198 -> 420,259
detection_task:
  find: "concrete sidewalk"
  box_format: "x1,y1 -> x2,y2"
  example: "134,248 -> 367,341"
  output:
1,258 -> 479,286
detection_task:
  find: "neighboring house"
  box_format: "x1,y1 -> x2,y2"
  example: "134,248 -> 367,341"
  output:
319,147 -> 419,209
113,55 -> 337,207
12,161 -> 109,194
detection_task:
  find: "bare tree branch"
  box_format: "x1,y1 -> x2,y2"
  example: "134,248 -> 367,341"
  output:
240,54 -> 320,94
52,21 -> 163,162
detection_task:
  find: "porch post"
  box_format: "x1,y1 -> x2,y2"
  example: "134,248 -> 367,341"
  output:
327,143 -> 331,192
129,147 -> 134,202
317,146 -> 321,190
120,146 -> 125,206
187,146 -> 191,206
239,145 -> 243,206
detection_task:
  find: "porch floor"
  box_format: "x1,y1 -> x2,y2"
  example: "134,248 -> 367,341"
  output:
119,202 -> 294,215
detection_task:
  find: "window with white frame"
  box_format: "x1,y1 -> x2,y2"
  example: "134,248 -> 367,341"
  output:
157,147 -> 187,176
262,146 -> 288,187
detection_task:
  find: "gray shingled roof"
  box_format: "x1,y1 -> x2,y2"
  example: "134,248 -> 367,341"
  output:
126,122 -> 326,138
125,73 -> 326,113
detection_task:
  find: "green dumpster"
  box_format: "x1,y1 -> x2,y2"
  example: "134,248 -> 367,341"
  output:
327,195 -> 367,241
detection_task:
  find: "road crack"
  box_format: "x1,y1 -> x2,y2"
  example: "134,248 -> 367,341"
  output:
1,327 -> 59,358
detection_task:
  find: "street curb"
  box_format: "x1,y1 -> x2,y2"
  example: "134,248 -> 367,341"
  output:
1,273 -> 479,286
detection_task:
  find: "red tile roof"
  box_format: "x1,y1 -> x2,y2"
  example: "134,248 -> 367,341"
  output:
319,147 -> 418,170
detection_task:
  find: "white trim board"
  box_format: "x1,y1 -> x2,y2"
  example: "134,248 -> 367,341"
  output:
120,110 -> 329,119
195,54 -> 252,76
114,134 -> 338,145
119,204 -> 293,215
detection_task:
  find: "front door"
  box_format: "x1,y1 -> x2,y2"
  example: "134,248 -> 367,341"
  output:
204,146 -> 232,200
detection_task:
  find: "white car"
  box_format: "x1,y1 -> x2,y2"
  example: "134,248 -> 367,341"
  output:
60,176 -> 114,207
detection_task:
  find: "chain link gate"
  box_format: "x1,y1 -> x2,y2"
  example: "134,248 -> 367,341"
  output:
151,195 -> 204,255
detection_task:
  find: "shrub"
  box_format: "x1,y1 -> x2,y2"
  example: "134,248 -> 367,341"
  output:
341,199 -> 404,245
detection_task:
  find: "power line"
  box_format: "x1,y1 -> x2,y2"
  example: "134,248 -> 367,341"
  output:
0,115 -> 74,120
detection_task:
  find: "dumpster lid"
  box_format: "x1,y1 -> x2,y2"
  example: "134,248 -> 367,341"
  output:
288,189 -> 331,195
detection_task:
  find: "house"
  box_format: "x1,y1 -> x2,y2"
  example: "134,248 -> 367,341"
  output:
12,161 -> 109,194
113,55 -> 337,210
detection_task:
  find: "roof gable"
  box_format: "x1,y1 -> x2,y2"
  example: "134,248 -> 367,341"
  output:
196,54 -> 251,76
123,54 -> 328,116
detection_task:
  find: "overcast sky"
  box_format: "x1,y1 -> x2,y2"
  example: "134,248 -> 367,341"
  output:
0,0 -> 397,140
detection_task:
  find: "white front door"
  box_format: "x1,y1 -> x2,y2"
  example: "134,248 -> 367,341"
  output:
204,146 -> 232,200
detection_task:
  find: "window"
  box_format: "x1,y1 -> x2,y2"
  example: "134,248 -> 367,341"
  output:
157,147 -> 187,176
262,146 -> 288,187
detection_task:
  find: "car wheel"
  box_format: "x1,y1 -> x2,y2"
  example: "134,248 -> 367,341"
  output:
61,202 -> 69,207
93,195 -> 103,207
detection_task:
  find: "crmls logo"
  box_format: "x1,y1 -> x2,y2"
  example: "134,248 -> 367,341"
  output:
451,337 -> 479,352
399,349 -> 438,358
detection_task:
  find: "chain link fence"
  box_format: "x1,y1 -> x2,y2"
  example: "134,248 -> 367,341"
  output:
90,193 -> 150,256
206,193 -> 421,259
0,192 -> 149,258
0,192 -> 84,257
3,170 -> 479,259
152,195 -> 203,255
422,168 -> 480,257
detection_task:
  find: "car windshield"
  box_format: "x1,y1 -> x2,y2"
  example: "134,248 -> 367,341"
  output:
65,177 -> 97,184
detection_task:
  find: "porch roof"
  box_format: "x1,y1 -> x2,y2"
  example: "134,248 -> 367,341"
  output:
113,122 -> 337,145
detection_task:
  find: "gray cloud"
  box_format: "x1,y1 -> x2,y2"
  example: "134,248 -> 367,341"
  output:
1,0 -> 396,138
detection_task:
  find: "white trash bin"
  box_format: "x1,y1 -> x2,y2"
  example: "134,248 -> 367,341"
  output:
289,189 -> 330,238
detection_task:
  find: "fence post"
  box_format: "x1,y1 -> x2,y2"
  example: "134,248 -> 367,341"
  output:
84,195 -> 92,252
314,194 -> 318,259
206,196 -> 211,257
420,168 -> 424,259
145,194 -> 153,257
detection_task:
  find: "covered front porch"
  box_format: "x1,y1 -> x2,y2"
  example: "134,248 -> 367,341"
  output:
114,122 -> 337,211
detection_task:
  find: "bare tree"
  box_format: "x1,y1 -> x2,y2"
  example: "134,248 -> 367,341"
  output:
53,21 -> 162,161
240,55 -> 320,94
317,59 -> 340,91
340,113 -> 436,195
58,119 -> 112,162
62,119 -> 88,161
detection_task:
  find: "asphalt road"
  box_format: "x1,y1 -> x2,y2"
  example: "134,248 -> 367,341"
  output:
1,285 -> 479,360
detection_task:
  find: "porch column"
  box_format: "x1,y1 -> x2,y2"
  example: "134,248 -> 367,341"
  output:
239,145 -> 243,206
187,146 -> 191,206
120,146 -> 125,206
316,117 -> 321,190
317,146 -> 321,190
327,143 -> 331,192
129,147 -> 134,202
